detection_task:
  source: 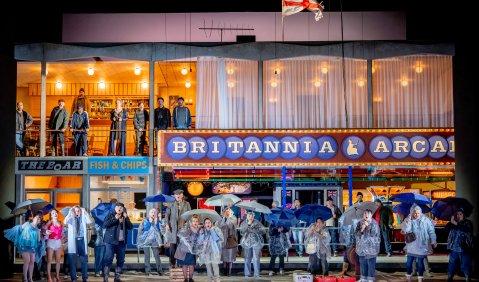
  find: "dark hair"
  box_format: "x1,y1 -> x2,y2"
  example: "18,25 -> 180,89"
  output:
327,197 -> 334,202
33,211 -> 43,218
115,202 -> 125,208
204,217 -> 212,223
138,101 -> 144,106
79,88 -> 85,93
364,209 -> 373,214
158,97 -> 164,102
357,192 -> 363,197
58,99 -> 65,103
177,97 -> 185,102
316,217 -> 323,222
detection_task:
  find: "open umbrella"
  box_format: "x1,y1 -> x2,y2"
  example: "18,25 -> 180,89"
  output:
294,204 -> 333,224
235,201 -> 272,214
390,193 -> 432,205
39,204 -> 55,215
91,203 -> 115,226
264,207 -> 299,227
205,194 -> 241,207
181,209 -> 222,223
60,206 -> 71,216
11,199 -> 49,216
339,201 -> 378,226
392,203 -> 431,215
431,197 -> 473,220
143,193 -> 175,203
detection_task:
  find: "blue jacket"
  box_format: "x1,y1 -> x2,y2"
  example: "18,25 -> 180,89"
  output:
103,212 -> 133,245
71,111 -> 90,131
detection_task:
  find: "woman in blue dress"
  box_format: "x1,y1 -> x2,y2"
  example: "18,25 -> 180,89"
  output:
109,99 -> 128,156
5,212 -> 43,282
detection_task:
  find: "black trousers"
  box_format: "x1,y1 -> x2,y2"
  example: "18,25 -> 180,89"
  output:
168,243 -> 177,266
268,255 -> 285,271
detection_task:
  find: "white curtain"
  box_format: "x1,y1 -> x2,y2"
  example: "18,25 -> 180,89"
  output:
196,57 -> 259,129
263,56 -> 368,129
373,55 -> 453,128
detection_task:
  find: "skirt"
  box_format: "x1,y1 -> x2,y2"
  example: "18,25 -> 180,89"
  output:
221,247 -> 238,263
46,239 -> 62,250
177,252 -> 196,266
18,246 -> 36,254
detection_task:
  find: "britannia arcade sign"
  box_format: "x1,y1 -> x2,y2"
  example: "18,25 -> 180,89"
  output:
157,129 -> 454,167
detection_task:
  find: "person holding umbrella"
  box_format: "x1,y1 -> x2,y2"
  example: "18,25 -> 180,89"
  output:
445,208 -> 474,282
355,209 -> 380,282
64,206 -> 93,282
325,197 -> 342,256
197,217 -> 224,282
373,199 -> 394,257
174,214 -> 201,282
267,224 -> 291,276
305,217 -> 331,276
401,204 -> 437,282
165,189 -> 192,267
137,208 -> 164,276
217,207 -> 238,277
239,211 -> 266,278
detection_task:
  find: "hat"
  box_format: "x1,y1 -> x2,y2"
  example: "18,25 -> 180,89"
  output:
326,197 -> 334,202
173,189 -> 184,195
114,202 -> 125,208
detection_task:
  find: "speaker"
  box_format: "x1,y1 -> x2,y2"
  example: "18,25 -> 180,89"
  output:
236,35 -> 256,42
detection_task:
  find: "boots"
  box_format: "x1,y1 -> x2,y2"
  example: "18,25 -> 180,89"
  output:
405,274 -> 412,282
114,267 -> 122,282
228,262 -> 232,277
60,144 -> 65,156
222,263 -> 227,276
103,266 -> 109,282
339,262 -> 349,275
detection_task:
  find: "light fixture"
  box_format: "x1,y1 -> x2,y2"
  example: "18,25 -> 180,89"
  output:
134,67 -> 141,75
87,67 -> 94,76
415,62 -> 423,73
274,68 -> 280,75
55,81 -> 62,89
357,79 -> 365,87
321,62 -> 329,74
188,98 -> 193,103
271,80 -> 278,88
227,67 -> 234,75
400,79 -> 408,87
185,81 -> 191,88
314,80 -> 321,87
141,81 -> 148,89
99,81 -> 106,89
181,67 -> 188,75
227,80 -> 235,88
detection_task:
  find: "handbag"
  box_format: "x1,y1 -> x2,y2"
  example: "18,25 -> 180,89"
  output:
88,234 -> 97,248
225,235 -> 238,248
405,232 -> 416,243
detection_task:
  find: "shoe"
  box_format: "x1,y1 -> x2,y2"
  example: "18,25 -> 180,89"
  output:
269,271 -> 273,276
83,154 -> 88,156
334,252 -> 338,257
55,275 -> 61,282
145,272 -> 150,276
279,269 -> 284,275
387,253 -> 391,257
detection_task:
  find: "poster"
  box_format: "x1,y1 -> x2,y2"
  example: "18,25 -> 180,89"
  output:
212,182 -> 251,194
197,198 -> 215,210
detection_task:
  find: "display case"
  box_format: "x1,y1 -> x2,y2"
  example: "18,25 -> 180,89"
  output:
88,96 -> 150,119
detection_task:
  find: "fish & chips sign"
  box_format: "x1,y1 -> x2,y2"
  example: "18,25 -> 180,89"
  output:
157,129 -> 454,166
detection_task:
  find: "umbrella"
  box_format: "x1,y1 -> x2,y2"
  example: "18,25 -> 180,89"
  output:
431,197 -> 473,220
181,209 -> 222,223
91,203 -> 115,226
294,204 -> 333,224
390,193 -> 432,205
143,193 -> 175,203
60,206 -> 71,216
11,199 -> 49,216
339,201 -> 378,226
235,201 -> 272,214
392,203 -> 431,215
39,204 -> 55,215
264,207 -> 299,227
205,194 -> 241,207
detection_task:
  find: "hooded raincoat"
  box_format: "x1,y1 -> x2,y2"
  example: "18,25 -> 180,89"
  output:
304,223 -> 331,259
196,226 -> 224,265
239,219 -> 265,250
355,218 -> 380,259
400,204 -> 437,257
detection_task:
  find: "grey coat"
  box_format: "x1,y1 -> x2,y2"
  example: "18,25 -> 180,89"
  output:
217,215 -> 239,262
401,214 -> 436,257
165,200 -> 192,244
49,106 -> 69,130
355,219 -> 380,258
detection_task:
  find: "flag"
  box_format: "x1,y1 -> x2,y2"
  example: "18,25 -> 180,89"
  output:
282,0 -> 325,21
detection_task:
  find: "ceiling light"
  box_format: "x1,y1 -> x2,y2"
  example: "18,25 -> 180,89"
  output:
227,67 -> 234,75
415,64 -> 423,73
134,67 -> 141,75
314,80 -> 321,87
400,79 -> 408,87
181,67 -> 188,75
271,81 -> 278,88
99,81 -> 106,89
87,67 -> 94,76
274,68 -> 280,75
357,79 -> 365,87
185,81 -> 191,88
55,81 -> 62,89
141,81 -> 148,89
227,80 -> 235,88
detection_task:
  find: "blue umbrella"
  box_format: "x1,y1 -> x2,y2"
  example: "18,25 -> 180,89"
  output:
294,204 -> 333,224
264,207 -> 299,227
39,204 -> 55,215
431,197 -> 473,220
390,193 -> 432,205
91,203 -> 115,226
392,203 -> 431,215
143,193 -> 175,203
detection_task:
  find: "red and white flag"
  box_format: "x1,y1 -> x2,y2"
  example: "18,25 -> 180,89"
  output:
282,0 -> 325,21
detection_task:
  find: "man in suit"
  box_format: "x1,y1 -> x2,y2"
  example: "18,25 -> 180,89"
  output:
133,102 -> 149,156
165,189 -> 191,267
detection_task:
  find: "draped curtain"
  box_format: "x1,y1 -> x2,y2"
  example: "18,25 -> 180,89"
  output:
196,57 -> 259,129
373,55 -> 453,128
263,56 -> 368,129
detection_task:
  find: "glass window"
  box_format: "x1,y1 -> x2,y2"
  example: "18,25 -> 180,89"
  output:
25,175 -> 82,189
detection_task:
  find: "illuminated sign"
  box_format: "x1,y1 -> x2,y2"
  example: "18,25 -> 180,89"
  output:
88,157 -> 149,174
157,129 -> 455,166
15,158 -> 86,174
213,182 -> 252,194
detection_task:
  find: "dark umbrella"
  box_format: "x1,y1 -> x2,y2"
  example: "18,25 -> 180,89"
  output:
91,203 -> 115,226
431,197 -> 473,220
264,207 -> 299,227
39,204 -> 55,215
392,203 -> 431,215
143,193 -> 175,203
390,193 -> 432,205
294,204 -> 333,224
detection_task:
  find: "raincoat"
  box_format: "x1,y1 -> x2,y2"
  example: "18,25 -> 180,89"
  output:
268,226 -> 291,256
446,218 -> 473,253
355,218 -> 380,258
339,218 -> 358,248
400,205 -> 436,257
304,223 -> 331,259
239,219 -> 265,250
174,224 -> 200,261
137,218 -> 164,248
217,214 -> 238,262
196,226 -> 224,265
